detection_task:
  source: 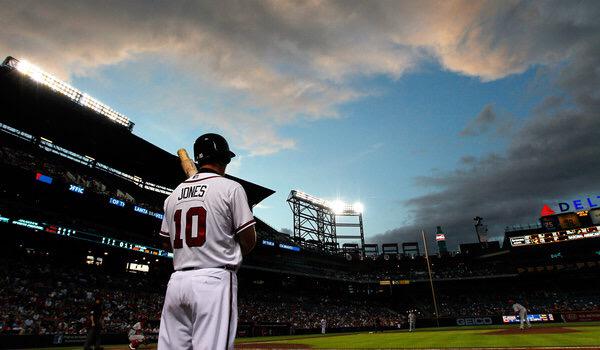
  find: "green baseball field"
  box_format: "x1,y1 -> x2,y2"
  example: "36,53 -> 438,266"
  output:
22,322 -> 600,350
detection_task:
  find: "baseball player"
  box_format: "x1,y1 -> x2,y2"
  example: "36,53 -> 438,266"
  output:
128,321 -> 145,349
408,311 -> 416,332
510,300 -> 532,330
320,318 -> 327,334
157,133 -> 257,350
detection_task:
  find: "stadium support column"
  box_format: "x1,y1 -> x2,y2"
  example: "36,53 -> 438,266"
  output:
421,230 -> 440,327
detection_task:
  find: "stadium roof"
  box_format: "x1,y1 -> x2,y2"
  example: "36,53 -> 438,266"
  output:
0,59 -> 274,206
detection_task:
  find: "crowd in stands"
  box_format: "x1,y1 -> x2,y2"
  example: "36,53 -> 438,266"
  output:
0,253 -> 164,336
1,247 -> 598,337
247,248 -> 514,284
0,138 -> 162,213
367,264 -> 510,282
238,290 -> 400,329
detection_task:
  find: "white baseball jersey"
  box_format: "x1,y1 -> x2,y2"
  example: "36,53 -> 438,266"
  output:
512,303 -> 531,328
128,322 -> 142,336
512,303 -> 526,313
160,171 -> 255,270
158,169 -> 254,350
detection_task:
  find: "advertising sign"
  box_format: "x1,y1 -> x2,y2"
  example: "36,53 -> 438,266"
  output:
456,317 -> 493,326
557,196 -> 600,212
562,311 -> 600,322
502,314 -> 554,324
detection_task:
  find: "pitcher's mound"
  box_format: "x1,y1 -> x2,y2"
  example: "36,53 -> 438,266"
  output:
484,326 -> 580,335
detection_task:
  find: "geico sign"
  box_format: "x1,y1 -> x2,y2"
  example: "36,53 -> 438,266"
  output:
456,317 -> 493,326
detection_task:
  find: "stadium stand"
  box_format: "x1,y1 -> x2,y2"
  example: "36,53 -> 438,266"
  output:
1,238 -> 598,338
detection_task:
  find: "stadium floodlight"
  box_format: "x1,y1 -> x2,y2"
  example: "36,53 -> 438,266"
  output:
352,202 -> 364,214
3,56 -> 133,130
329,199 -> 346,215
290,190 -> 330,208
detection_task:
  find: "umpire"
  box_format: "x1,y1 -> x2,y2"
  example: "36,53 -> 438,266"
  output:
83,295 -> 103,350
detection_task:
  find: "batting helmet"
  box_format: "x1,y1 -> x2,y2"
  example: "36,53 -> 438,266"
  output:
193,133 -> 236,165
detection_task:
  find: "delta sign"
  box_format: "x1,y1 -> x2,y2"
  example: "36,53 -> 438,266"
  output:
541,195 -> 600,216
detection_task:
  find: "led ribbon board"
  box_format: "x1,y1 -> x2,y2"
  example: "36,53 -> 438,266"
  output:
262,240 -> 275,247
2,215 -> 172,258
279,243 -> 301,252
109,197 -> 126,207
68,184 -> 85,194
510,225 -> 600,247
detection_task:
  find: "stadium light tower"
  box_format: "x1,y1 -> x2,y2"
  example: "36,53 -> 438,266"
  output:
287,190 -> 365,251
1,56 -> 134,131
333,201 -> 365,247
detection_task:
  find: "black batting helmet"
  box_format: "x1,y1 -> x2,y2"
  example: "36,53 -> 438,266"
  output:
193,133 -> 236,165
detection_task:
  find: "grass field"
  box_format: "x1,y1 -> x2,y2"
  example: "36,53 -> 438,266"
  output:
21,322 -> 600,350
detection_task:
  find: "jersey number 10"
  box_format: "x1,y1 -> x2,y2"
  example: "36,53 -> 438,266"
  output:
173,206 -> 207,249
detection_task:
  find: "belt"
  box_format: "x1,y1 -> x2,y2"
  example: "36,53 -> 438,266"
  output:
177,265 -> 236,272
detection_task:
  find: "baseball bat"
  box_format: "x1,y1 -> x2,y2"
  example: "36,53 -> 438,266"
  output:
177,148 -> 198,178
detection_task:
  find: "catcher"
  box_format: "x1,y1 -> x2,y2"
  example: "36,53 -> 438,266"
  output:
128,320 -> 146,349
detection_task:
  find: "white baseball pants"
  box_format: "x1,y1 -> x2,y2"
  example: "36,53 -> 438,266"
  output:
158,268 -> 237,350
519,310 -> 531,329
129,334 -> 145,342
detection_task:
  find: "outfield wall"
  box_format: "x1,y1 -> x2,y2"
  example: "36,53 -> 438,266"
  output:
0,332 -> 159,349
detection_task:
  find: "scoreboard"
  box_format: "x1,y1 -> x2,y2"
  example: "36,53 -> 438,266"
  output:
510,225 -> 600,247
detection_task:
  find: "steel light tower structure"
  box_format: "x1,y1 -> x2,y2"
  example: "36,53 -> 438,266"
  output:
287,190 -> 365,251
334,202 -> 366,247
287,190 -> 337,249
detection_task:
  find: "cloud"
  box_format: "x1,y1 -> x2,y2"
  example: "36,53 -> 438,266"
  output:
459,104 -> 514,137
3,1 -> 597,155
375,40 -> 600,248
2,1 -> 600,247
460,104 -> 497,137
460,156 -> 476,164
